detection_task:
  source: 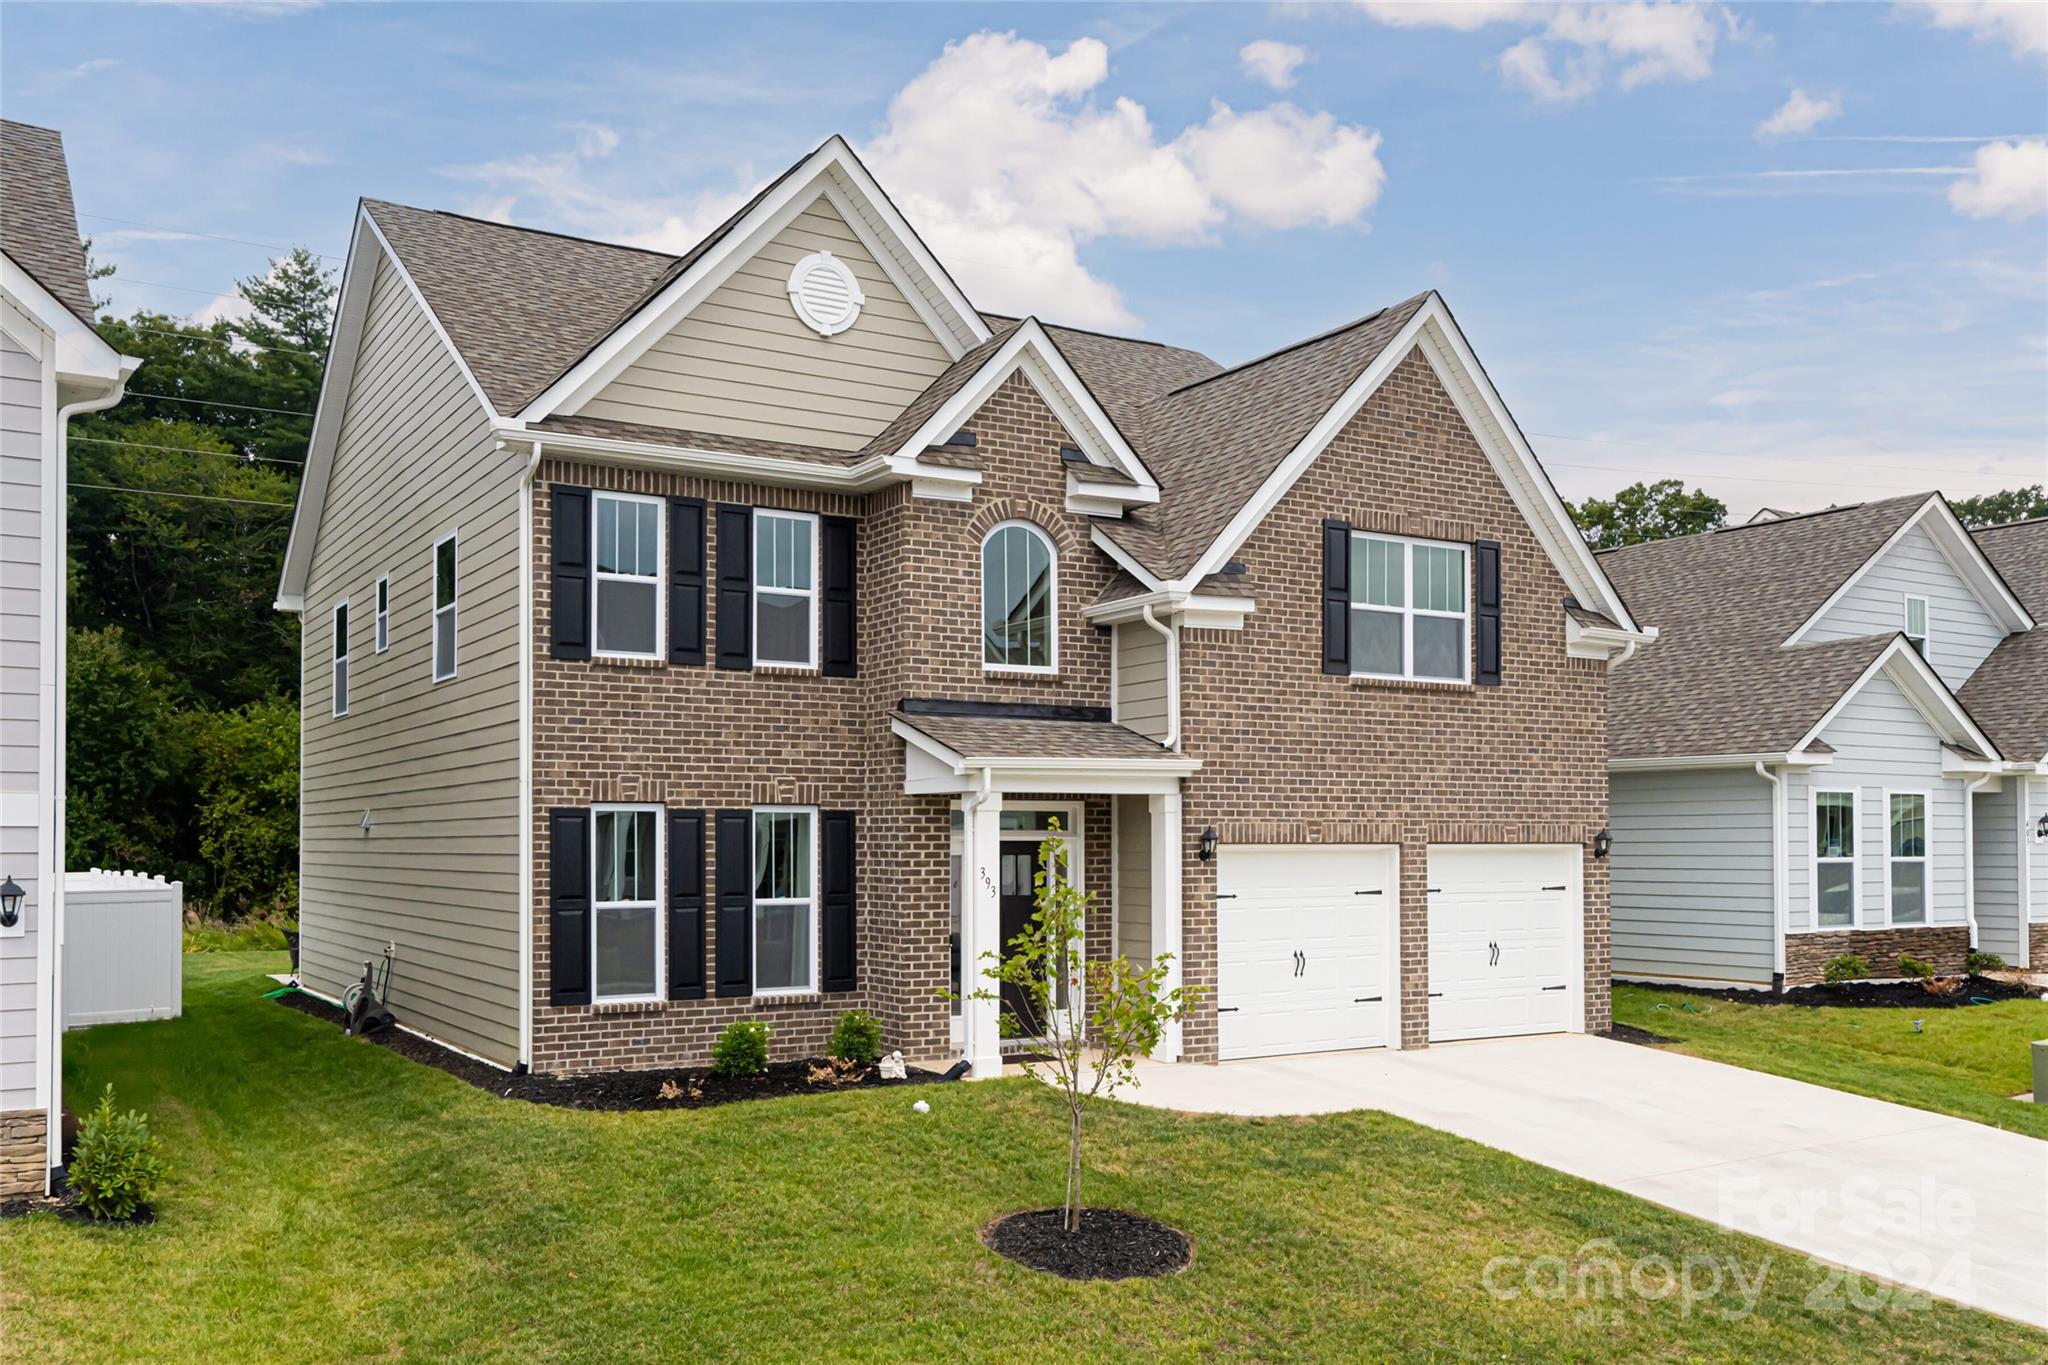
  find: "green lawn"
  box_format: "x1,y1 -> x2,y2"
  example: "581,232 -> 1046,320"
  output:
4,957 -> 2040,1362
1614,984 -> 2048,1140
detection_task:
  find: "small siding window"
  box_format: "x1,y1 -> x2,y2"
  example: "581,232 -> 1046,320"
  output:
374,575 -> 390,653
754,807 -> 815,995
432,533 -> 458,682
753,510 -> 816,668
593,491 -> 662,658
1888,793 -> 1928,925
982,521 -> 1056,672
1349,532 -> 1468,682
1903,595 -> 1929,657
1815,790 -> 1857,928
331,601 -> 350,718
593,806 -> 661,1002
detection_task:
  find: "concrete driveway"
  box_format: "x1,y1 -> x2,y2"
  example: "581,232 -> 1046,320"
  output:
1125,1034 -> 2048,1328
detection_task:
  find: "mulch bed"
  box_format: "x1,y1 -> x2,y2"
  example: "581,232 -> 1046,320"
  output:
0,1173 -> 155,1226
1605,1022 -> 1679,1047
981,1207 -> 1193,1281
1634,973 -> 2042,1012
274,987 -> 946,1112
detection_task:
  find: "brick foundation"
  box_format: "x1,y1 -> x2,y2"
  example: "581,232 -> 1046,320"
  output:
1783,926 -> 1971,985
0,1110 -> 49,1199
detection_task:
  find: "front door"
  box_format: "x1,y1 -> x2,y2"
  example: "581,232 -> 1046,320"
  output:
997,843 -> 1042,1038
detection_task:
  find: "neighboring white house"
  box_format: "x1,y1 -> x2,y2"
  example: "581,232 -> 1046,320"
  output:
1599,494 -> 2040,987
1,120 -> 138,1197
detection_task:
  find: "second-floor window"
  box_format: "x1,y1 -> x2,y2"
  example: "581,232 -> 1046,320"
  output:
982,521 -> 1055,672
754,509 -> 816,668
1349,532 -> 1468,682
374,575 -> 390,653
332,600 -> 350,717
1903,595 -> 1928,657
595,491 -> 662,658
433,533 -> 458,682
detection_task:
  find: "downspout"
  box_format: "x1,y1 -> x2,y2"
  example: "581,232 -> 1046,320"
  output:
515,438 -> 543,1072
1138,602 -> 1180,750
1756,762 -> 1786,987
1962,771 -> 1994,953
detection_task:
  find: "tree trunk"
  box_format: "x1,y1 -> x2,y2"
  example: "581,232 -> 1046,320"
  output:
1065,1104 -> 1083,1233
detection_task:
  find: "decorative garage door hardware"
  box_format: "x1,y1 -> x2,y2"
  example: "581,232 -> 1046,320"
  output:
1353,996 -> 1382,1003
1488,941 -> 1500,966
1216,893 -> 1237,900
1540,884 -> 1567,891
1217,1007 -> 1240,1014
1542,984 -> 1569,992
1292,950 -> 1306,978
1354,889 -> 1382,896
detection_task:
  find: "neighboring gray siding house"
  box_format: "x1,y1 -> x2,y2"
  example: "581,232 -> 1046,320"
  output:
1602,495 -> 2040,987
0,121 -> 137,1196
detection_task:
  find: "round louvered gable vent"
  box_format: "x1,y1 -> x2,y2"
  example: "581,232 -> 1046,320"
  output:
787,250 -> 865,337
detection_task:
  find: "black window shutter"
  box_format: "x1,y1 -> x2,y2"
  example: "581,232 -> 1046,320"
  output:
548,807 -> 592,1005
669,497 -> 707,665
715,504 -> 753,670
667,808 -> 706,1000
714,809 -> 752,997
550,486 -> 592,660
821,515 -> 857,678
1322,519 -> 1351,675
821,810 -> 857,993
1475,538 -> 1503,687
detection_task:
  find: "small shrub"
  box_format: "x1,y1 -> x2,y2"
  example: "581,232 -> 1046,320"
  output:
68,1084 -> 167,1221
1897,954 -> 1935,981
1967,950 -> 2005,974
829,1010 -> 882,1066
1822,954 -> 1869,985
710,1018 -> 771,1078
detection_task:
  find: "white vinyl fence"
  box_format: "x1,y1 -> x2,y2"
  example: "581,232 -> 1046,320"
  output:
63,869 -> 183,1028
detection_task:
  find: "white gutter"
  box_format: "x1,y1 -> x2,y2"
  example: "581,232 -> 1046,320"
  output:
1138,602 -> 1180,750
1962,771 -> 1994,952
515,438 -> 542,1071
1755,762 -> 1787,983
505,427 -> 980,498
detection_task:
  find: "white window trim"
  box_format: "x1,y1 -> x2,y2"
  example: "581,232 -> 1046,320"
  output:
752,509 -> 819,671
373,574 -> 390,654
1883,788 -> 1932,928
1348,531 -> 1471,684
591,803 -> 664,1005
432,531 -> 459,683
592,490 -> 666,662
331,599 -> 350,718
752,805 -> 819,997
981,520 -> 1059,676
1811,788 -> 1860,931
1902,593 -> 1929,657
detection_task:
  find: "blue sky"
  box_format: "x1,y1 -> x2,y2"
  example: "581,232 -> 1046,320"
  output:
5,1 -> 2044,516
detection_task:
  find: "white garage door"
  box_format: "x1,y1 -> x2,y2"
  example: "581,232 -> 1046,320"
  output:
1217,845 -> 1396,1060
1427,845 -> 1579,1043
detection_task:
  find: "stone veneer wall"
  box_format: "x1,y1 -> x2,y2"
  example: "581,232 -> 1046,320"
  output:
0,1111 -> 48,1198
1783,926 -> 1970,985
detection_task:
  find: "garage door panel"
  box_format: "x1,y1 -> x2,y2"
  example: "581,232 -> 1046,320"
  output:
1427,846 -> 1579,1044
1218,846 -> 1395,1061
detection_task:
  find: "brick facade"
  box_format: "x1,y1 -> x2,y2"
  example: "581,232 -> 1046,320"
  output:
0,1110 -> 48,1199
1783,926 -> 1971,985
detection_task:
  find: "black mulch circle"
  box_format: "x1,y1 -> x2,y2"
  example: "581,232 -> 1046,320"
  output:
1604,1022 -> 1679,1047
982,1207 -> 1193,1281
1636,973 -> 2041,1012
273,987 -> 943,1112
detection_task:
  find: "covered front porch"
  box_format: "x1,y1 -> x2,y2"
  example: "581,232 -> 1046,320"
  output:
891,704 -> 1200,1078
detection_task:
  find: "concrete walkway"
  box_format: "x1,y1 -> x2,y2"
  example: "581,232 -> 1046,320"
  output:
1124,1034 -> 2048,1328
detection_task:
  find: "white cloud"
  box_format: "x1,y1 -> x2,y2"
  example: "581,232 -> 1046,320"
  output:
1898,2 -> 2048,60
1947,139 -> 2048,220
1240,39 -> 1310,90
1755,88 -> 1841,140
1709,387 -> 1766,407
57,58 -> 119,80
1358,1 -> 1728,102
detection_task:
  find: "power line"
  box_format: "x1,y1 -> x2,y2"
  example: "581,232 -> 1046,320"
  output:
70,434 -> 304,467
1542,459 -> 1988,496
122,390 -> 315,418
78,211 -> 344,260
71,482 -> 296,509
106,325 -> 323,358
1529,430 -> 1981,481
112,276 -> 238,299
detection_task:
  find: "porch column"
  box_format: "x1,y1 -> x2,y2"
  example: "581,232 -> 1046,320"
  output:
961,789 -> 1006,1078
1149,789 -> 1184,1062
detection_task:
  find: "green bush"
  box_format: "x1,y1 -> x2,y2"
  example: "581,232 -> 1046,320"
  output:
1897,954 -> 1935,981
69,1084 -> 168,1221
828,1010 -> 882,1066
1967,950 -> 2005,974
182,918 -> 293,954
1822,954 -> 1869,985
710,1019 -> 771,1078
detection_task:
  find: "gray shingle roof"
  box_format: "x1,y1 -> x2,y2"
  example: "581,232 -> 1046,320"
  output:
1599,493 -> 1934,759
1,120 -> 95,326
891,710 -> 1185,762
1961,517 -> 2048,761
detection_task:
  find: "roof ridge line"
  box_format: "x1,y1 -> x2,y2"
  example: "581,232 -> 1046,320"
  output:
365,199 -> 681,260
1162,292 -> 1428,398
1973,514 -> 2048,534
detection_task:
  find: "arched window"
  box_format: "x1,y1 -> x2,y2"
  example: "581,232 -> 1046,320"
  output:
982,522 -> 1056,671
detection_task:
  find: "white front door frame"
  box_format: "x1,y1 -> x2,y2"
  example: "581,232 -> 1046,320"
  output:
1150,790 -> 1184,1062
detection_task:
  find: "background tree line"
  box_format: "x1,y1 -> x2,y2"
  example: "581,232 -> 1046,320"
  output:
69,248 -> 331,923
1565,478 -> 2046,551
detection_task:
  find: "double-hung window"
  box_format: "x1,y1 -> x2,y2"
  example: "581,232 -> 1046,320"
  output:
1903,595 -> 1929,658
592,806 -> 660,1002
1349,532 -> 1469,682
331,601 -> 350,717
1814,790 -> 1857,928
982,522 -> 1056,671
753,510 -> 816,667
374,575 -> 390,653
753,807 -> 815,994
594,491 -> 662,658
432,533 -> 458,682
1887,792 -> 1928,925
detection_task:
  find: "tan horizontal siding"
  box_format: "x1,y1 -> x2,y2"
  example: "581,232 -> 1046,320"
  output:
1115,621 -> 1170,741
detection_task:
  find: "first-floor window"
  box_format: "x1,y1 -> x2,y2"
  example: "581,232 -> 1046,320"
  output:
1888,793 -> 1927,925
753,807 -> 815,993
331,601 -> 350,717
433,533 -> 458,681
1815,790 -> 1856,928
593,807 -> 660,1001
594,491 -> 662,658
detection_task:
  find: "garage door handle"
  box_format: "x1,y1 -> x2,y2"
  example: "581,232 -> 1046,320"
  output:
1217,1007 -> 1240,1014
1428,992 -> 1443,998
1355,889 -> 1382,896
1217,893 -> 1238,900
1541,884 -> 1567,892
1427,887 -> 1441,894
1541,984 -> 1568,992
1354,996 -> 1381,1003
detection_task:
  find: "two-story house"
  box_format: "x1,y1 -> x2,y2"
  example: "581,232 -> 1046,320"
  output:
1,120 -> 138,1195
275,137 -> 1650,1078
1601,495 -> 2045,988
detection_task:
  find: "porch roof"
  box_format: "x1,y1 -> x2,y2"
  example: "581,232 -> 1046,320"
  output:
890,707 -> 1199,795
